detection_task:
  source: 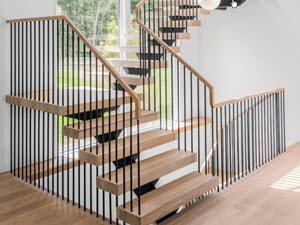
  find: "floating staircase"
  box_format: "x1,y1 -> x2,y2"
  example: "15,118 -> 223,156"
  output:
5,1 -> 287,225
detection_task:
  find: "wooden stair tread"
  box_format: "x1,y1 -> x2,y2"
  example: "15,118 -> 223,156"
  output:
117,171 -> 219,225
97,149 -> 197,196
122,33 -> 191,41
79,128 -> 177,166
107,58 -> 168,69
98,45 -> 180,54
155,0 -> 202,7
6,88 -> 140,116
62,110 -> 160,139
145,8 -> 211,18
79,72 -> 155,86
132,20 -> 201,29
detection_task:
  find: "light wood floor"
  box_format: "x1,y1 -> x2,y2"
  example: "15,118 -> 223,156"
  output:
0,173 -> 111,225
162,142 -> 300,225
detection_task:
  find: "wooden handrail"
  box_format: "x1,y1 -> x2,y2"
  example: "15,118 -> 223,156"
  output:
7,16 -> 142,119
136,1 -> 285,108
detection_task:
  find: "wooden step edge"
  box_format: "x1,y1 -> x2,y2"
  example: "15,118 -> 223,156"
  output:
78,129 -> 178,166
122,33 -> 191,41
97,46 -> 181,54
116,172 -> 219,225
169,116 -> 212,133
6,91 -> 142,116
104,75 -> 155,86
96,150 -> 197,196
107,59 -> 169,69
132,20 -> 201,29
62,110 -> 160,140
145,8 -> 211,17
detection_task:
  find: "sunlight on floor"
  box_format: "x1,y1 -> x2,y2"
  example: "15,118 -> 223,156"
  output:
270,166 -> 300,192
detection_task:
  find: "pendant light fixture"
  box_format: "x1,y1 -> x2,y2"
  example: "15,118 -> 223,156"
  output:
199,0 -> 221,10
231,0 -> 238,8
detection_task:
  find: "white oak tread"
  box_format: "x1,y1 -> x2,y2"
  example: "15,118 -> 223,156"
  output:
97,149 -> 197,196
122,33 -> 192,41
79,72 -> 155,86
6,88 -> 141,116
79,128 -> 178,166
62,110 -> 160,139
145,8 -> 211,18
107,58 -> 168,69
132,20 -> 201,29
155,0 -> 203,7
98,45 -> 180,54
116,171 -> 219,225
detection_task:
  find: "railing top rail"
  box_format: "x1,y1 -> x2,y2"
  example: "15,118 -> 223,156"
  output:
214,88 -> 285,108
7,15 -> 141,119
136,0 -> 284,109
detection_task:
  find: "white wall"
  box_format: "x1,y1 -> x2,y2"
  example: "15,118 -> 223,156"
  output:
181,0 -> 300,147
0,0 -> 56,173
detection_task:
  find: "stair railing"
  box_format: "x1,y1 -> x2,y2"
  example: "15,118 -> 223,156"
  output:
136,0 -> 286,201
6,16 -> 142,224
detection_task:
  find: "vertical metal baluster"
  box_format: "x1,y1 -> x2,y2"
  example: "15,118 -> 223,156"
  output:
61,20 -> 65,199
184,67 -> 186,151
72,29 -> 75,204
83,43 -> 86,210
47,20 -> 50,192
220,107 -> 224,189
122,89 -> 126,212
109,73 -> 112,222
241,101 -> 244,178
237,102 -> 240,180
225,105 -> 228,186
66,24 -> 70,202
77,36 -> 81,208
263,95 -> 266,165
247,99 -> 251,173
178,61 -> 180,149
233,104 -> 236,182
95,59 -> 99,216
42,20 -> 45,189
10,23 -> 13,175
89,51 -> 93,214
216,108 -> 219,189
273,94 -> 276,158
51,20 -> 55,194
29,22 -> 33,184
56,19 -> 59,196
197,79 -> 200,171
102,64 -> 105,220
24,22 -> 28,182
229,104 -> 232,184
115,80 -> 119,224
266,95 -> 270,162
13,23 -> 16,177
283,91 -> 286,152
270,94 -> 273,160
211,106 -> 214,176
190,73 -> 193,153
21,22 -> 24,181
130,98 -> 133,212
37,21 -> 41,187
258,97 -> 261,167
204,85 -> 207,174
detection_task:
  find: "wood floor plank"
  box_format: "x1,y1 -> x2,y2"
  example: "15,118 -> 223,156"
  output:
0,174 -> 112,225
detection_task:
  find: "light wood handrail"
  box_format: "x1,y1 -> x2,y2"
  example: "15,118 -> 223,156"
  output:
136,1 -> 285,108
7,16 -> 142,119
